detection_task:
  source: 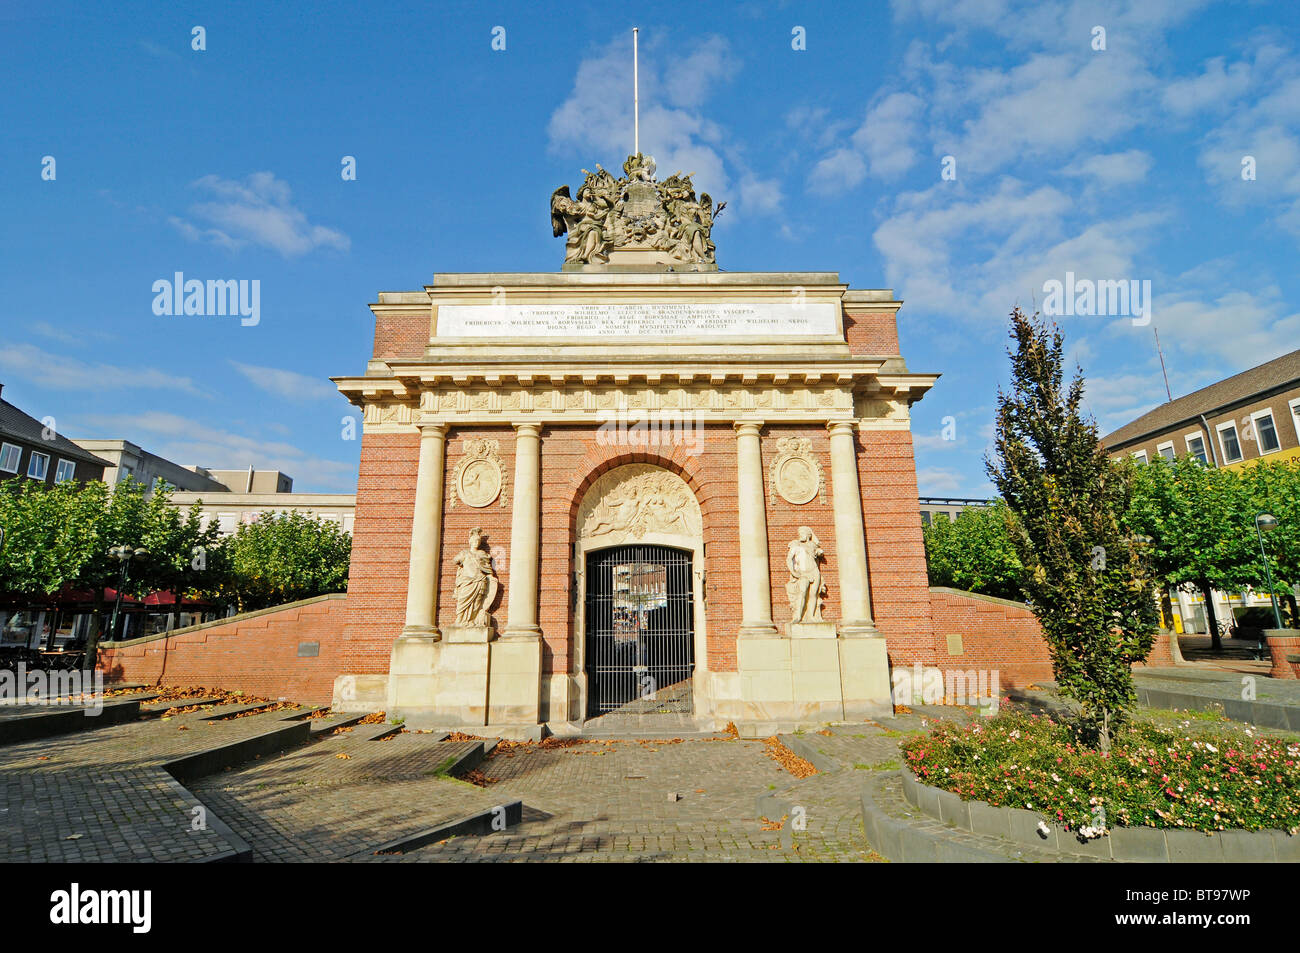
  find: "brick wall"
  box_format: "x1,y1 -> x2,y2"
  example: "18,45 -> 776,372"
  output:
341,430 -> 419,674
862,429 -> 938,664
928,587 -> 1053,688
97,595 -> 348,704
843,309 -> 900,356
371,308 -> 430,361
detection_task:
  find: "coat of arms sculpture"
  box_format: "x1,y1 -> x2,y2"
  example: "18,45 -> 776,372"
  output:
551,153 -> 725,267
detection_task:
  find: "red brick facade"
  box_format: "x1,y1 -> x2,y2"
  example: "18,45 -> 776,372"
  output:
928,587 -> 1053,687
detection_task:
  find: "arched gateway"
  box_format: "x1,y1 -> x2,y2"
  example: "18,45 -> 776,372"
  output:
331,152 -> 933,736
574,465 -> 706,720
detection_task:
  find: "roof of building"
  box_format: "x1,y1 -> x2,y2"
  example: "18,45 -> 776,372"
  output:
0,391 -> 110,468
1102,348 -> 1300,448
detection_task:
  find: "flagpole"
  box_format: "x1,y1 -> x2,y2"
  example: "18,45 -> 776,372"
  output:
633,27 -> 639,156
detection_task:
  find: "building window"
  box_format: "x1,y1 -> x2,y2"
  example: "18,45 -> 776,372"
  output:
1290,398 -> 1300,443
1217,422 -> 1243,463
920,511 -> 931,526
1251,410 -> 1281,454
54,459 -> 76,483
27,452 -> 49,480
1131,450 -> 1148,464
1156,441 -> 1175,461
0,443 -> 20,473
1185,433 -> 1209,465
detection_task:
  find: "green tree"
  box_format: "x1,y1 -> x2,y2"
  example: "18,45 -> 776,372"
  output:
221,511 -> 351,611
1124,456 -> 1259,647
139,482 -> 223,631
987,308 -> 1158,750
923,501 -> 1025,601
1239,459 -> 1300,626
0,478 -> 106,604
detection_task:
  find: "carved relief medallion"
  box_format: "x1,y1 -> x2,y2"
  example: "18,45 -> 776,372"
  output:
451,439 -> 506,508
770,436 -> 824,505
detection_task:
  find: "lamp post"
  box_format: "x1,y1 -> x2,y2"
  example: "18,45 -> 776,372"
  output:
1255,514 -> 1283,630
107,545 -> 150,642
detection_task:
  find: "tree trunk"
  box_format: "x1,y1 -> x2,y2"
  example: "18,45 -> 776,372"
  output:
172,591 -> 182,632
1199,579 -> 1221,651
1285,593 -> 1298,629
84,588 -> 104,672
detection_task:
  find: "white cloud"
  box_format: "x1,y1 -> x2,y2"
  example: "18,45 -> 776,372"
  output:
0,343 -> 202,395
548,33 -> 776,218
1062,150 -> 1152,188
229,361 -> 340,403
808,148 -> 867,196
171,172 -> 350,257
915,466 -> 970,495
1162,56 -> 1252,115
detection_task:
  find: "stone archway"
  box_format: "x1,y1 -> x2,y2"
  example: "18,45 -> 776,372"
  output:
572,465 -> 708,721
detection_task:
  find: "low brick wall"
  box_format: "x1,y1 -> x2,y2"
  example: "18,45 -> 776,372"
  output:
97,594 -> 348,705
927,587 -> 1053,688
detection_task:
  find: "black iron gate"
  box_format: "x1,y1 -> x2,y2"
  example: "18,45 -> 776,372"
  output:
585,545 -> 694,716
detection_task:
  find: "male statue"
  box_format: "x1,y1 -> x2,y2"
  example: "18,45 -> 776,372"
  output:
786,526 -> 825,623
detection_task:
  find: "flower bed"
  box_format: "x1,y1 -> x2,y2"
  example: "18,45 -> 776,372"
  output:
900,708 -> 1300,834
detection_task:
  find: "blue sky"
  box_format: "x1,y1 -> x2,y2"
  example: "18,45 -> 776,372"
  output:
2,0 -> 1297,494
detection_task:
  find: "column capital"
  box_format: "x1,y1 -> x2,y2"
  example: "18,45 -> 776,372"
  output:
512,421 -> 543,437
417,422 -> 449,438
826,420 -> 859,438
733,420 -> 766,436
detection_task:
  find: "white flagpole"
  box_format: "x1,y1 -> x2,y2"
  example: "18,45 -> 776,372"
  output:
633,27 -> 639,156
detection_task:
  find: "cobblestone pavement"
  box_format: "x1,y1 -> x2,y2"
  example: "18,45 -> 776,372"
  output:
369,719 -> 956,863
0,701 -> 319,862
190,729 -> 501,861
2,691 -> 990,863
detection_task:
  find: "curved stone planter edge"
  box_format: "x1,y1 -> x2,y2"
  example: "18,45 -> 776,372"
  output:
901,767 -> 1298,863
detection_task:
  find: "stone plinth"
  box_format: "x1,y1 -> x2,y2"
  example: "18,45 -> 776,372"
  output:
787,621 -> 837,639
488,636 -> 542,724
445,623 -> 496,644
839,637 -> 893,720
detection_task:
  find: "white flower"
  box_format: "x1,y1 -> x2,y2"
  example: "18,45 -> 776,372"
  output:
1205,743 -> 1218,754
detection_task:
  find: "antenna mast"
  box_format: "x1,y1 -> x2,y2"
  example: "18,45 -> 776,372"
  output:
1154,325 -> 1173,402
633,27 -> 640,155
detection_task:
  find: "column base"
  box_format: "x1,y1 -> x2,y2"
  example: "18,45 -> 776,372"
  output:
398,624 -> 441,641
839,620 -> 883,638
501,625 -> 542,641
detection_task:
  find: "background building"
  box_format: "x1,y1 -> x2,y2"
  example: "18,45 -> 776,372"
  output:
918,497 -> 993,526
1102,348 -> 1300,470
0,383 -> 108,486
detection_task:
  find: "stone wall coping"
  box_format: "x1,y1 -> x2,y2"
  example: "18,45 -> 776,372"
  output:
100,593 -> 347,650
901,767 -> 1297,862
929,586 -> 1033,612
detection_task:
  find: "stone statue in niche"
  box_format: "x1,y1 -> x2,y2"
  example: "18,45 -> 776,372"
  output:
785,526 -> 826,623
453,527 -> 498,627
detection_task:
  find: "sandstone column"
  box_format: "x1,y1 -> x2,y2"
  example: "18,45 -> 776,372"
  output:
503,422 -> 542,640
401,422 -> 448,639
735,420 -> 778,637
827,421 -> 879,637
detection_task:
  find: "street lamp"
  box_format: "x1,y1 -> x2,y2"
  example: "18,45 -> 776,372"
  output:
107,545 -> 150,642
1248,512 -> 1279,660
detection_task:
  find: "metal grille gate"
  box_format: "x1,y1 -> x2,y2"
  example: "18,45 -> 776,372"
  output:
585,545 -> 694,716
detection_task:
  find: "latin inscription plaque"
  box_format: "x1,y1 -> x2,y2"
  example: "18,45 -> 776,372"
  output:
436,302 -> 839,338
